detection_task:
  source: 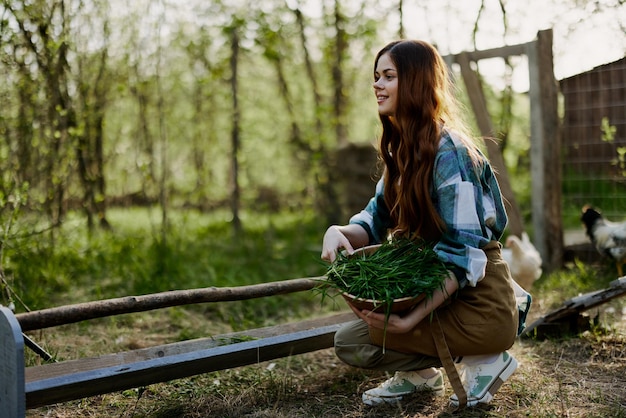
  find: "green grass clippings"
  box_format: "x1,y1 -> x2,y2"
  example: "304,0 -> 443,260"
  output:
325,238 -> 448,303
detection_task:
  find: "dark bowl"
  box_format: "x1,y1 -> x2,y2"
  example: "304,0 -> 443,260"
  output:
341,292 -> 425,313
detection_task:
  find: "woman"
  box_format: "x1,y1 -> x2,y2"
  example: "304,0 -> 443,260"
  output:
321,40 -> 519,408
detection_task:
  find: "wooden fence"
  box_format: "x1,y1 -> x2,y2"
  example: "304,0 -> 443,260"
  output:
443,29 -> 562,271
0,278 -> 353,417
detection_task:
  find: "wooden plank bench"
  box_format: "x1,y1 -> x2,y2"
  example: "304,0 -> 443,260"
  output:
0,279 -> 355,417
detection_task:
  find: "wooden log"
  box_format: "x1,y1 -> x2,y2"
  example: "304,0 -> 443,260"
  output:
25,312 -> 353,383
16,277 -> 325,332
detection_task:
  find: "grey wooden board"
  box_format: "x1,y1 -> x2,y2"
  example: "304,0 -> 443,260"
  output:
1,307 -> 25,418
25,312 -> 353,409
25,312 -> 353,382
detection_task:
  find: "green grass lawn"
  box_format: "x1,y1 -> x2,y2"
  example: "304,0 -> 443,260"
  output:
4,208 -> 337,327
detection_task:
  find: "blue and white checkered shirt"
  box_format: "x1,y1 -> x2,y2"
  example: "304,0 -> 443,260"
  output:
349,129 -> 508,288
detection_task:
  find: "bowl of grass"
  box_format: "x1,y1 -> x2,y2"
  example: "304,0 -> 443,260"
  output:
324,238 -> 448,314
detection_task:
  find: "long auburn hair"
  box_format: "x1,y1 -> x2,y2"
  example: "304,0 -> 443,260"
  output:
375,40 -> 481,241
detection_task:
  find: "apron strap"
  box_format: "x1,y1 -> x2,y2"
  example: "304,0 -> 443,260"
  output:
432,311 -> 467,408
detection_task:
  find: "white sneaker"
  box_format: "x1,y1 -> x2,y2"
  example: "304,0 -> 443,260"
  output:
449,352 -> 518,407
362,369 -> 445,406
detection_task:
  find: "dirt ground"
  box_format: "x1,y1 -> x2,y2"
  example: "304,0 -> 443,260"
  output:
25,302 -> 626,418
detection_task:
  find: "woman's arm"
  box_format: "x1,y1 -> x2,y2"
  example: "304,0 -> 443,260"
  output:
321,224 -> 370,262
349,272 -> 459,334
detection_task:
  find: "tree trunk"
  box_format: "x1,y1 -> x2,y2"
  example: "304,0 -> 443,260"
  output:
229,23 -> 242,235
187,41 -> 215,208
332,0 -> 348,148
75,35 -> 111,231
155,7 -> 169,246
397,0 -> 405,39
294,7 -> 323,139
130,63 -> 156,199
92,27 -> 111,230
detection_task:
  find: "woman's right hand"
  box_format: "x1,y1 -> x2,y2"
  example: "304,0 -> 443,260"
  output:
321,225 -> 355,263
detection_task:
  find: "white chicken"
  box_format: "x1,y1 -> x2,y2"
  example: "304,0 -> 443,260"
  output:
501,232 -> 543,291
581,205 -> 626,277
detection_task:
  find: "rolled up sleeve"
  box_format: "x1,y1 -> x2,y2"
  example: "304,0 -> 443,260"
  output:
349,179 -> 390,245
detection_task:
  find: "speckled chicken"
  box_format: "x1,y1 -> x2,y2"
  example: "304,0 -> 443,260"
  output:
501,232 -> 543,291
581,205 -> 626,277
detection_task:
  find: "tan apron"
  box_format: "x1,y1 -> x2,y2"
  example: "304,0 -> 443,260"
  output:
368,240 -> 518,406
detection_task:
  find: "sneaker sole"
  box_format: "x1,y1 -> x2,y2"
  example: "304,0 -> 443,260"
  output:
450,355 -> 519,407
363,386 -> 445,406
362,393 -> 403,406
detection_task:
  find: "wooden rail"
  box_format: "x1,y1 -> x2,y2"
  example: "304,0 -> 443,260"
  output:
25,312 -> 353,408
15,277 -> 324,331
0,279 -> 354,417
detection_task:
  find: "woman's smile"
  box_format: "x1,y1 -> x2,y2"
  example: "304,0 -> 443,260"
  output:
373,52 -> 398,116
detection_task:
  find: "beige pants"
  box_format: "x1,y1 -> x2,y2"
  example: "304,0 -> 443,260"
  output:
334,241 -> 518,371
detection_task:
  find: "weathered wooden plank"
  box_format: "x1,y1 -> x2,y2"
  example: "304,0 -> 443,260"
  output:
16,277 -> 325,331
443,42 -> 529,63
25,312 -> 354,382
25,312 -> 354,409
523,277 -> 626,335
0,306 -> 25,418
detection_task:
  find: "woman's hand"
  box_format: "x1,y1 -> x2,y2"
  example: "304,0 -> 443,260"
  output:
321,224 -> 369,262
348,272 -> 460,334
321,226 -> 354,262
348,303 -> 421,334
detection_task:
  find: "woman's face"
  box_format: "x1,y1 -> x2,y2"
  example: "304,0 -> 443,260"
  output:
373,52 -> 398,116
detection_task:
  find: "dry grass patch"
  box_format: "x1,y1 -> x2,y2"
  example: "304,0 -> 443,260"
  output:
25,327 -> 626,417
22,280 -> 626,418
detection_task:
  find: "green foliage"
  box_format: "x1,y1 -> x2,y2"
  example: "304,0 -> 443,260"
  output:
600,116 -> 626,177
533,258 -> 615,310
561,166 -> 626,228
2,208 -> 330,327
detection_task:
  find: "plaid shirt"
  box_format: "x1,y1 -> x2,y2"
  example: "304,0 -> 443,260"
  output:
349,129 -> 507,288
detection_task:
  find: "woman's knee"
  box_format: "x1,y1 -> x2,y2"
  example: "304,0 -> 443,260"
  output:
334,320 -> 370,346
334,320 -> 382,368
334,340 -> 382,369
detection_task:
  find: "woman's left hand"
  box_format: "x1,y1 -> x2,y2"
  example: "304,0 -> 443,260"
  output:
348,303 -> 418,334
347,272 -> 459,335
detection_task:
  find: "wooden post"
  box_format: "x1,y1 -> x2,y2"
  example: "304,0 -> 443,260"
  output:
527,29 -> 563,271
0,307 -> 25,418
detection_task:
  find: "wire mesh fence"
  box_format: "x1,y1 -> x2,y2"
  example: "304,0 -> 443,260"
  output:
561,57 -> 626,223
